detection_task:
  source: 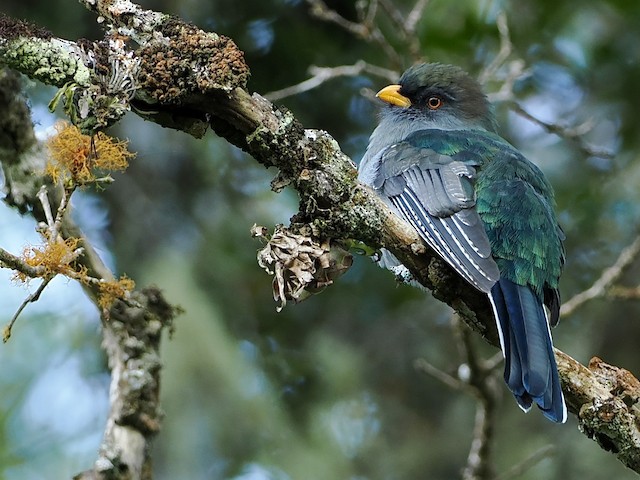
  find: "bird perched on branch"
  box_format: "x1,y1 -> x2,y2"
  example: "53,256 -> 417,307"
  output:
359,63 -> 567,423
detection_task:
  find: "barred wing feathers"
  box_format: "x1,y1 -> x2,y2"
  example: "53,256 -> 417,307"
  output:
373,141 -> 499,293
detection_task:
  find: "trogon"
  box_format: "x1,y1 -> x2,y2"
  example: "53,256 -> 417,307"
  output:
359,63 -> 567,423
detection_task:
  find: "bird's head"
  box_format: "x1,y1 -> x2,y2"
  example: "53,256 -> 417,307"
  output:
376,63 -> 497,133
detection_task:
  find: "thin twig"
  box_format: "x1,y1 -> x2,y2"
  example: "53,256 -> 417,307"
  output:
378,0 -> 428,60
368,28 -> 403,67
52,185 -> 76,241
485,60 -> 526,102
416,317 -> 500,479
493,444 -> 555,480
305,0 -> 403,67
379,0 -> 410,40
306,0 -> 369,37
37,186 -> 55,233
511,102 -> 615,159
3,278 -> 52,342
405,0 -> 429,34
414,357 -> 469,392
480,12 -> 527,107
405,0 -> 429,59
483,352 -> 504,374
358,0 -> 379,27
478,11 -> 512,85
453,317 -> 498,480
265,61 -> 398,101
464,399 -> 493,480
561,234 -> 640,317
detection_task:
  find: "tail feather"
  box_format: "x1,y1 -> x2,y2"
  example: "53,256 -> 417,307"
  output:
489,278 -> 567,423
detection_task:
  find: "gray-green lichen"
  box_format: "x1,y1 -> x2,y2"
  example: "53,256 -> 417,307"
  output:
1,37 -> 91,87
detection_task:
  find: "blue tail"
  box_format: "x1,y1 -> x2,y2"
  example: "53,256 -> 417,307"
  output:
490,278 -> 567,423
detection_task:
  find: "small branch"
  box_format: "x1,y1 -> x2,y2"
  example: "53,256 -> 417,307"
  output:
464,400 -> 493,480
417,317 -> 499,479
0,247 -> 44,277
454,319 -> 498,480
378,0 -> 428,61
561,234 -> 640,317
378,0 -> 406,37
3,278 -> 52,342
493,445 -> 555,480
305,0 -> 402,67
52,185 -> 75,239
485,60 -> 526,102
357,0 -> 379,28
478,11 -> 512,86
405,0 -> 429,34
607,285 -> 640,300
37,186 -> 56,233
414,357 -> 469,392
306,0 -> 369,37
264,61 -> 398,101
36,184 -> 75,242
483,352 -> 505,375
510,102 -> 615,159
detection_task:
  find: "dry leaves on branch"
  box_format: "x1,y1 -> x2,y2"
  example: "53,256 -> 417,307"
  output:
252,224 -> 352,311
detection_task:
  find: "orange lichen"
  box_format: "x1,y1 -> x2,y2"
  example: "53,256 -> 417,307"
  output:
13,235 -> 135,310
46,122 -> 135,184
14,236 -> 84,282
97,275 -> 135,310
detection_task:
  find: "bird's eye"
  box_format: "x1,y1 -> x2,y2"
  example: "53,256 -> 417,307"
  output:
427,96 -> 443,110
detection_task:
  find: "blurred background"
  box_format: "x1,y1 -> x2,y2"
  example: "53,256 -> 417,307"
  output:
2,0 -> 640,478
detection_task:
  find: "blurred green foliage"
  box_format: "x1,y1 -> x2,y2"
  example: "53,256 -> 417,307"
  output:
2,0 -> 640,478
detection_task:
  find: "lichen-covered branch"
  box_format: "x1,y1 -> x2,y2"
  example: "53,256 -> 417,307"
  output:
0,67 -> 179,479
75,287 -> 177,480
0,15 -> 89,87
1,1 -> 640,475
0,246 -> 45,278
557,352 -> 640,472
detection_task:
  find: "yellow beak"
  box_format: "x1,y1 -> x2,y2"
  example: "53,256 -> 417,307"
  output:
376,84 -> 412,107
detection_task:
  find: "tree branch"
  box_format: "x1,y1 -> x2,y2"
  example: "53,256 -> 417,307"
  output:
556,352 -> 640,472
305,0 -> 403,67
454,320 -> 498,480
264,61 -> 398,101
1,1 -> 640,475
0,66 -> 179,479
509,102 -> 615,159
0,247 -> 45,277
560,234 -> 640,317
493,445 -> 554,480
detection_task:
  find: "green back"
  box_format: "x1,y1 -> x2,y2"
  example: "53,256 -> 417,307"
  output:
404,129 -> 564,296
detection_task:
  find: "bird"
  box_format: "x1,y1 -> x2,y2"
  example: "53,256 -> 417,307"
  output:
359,63 -> 567,423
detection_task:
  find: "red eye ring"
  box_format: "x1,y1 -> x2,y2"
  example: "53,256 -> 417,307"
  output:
427,96 -> 443,110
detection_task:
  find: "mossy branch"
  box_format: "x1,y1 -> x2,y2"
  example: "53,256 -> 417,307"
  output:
0,67 -> 178,479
